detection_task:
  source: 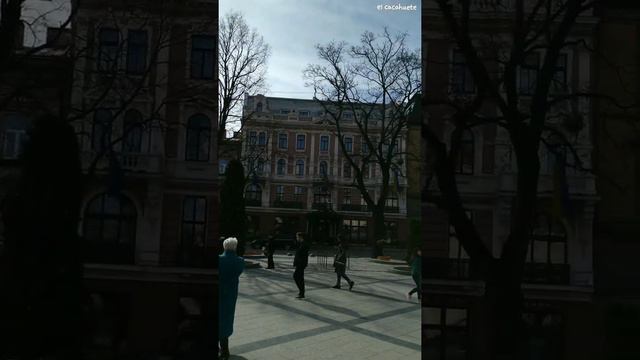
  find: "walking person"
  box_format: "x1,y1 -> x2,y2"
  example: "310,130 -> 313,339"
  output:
332,238 -> 354,290
219,237 -> 245,360
293,232 -> 310,299
266,217 -> 282,269
407,248 -> 422,301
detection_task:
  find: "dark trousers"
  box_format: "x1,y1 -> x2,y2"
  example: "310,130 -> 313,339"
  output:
267,251 -> 274,268
293,267 -> 305,296
335,270 -> 352,286
219,337 -> 229,357
409,274 -> 421,298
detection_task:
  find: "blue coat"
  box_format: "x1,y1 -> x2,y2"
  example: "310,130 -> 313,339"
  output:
219,250 -> 245,339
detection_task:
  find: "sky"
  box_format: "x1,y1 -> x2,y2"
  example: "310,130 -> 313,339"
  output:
220,0 -> 421,100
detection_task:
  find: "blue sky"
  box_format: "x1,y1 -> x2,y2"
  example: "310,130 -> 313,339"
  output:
220,0 -> 421,100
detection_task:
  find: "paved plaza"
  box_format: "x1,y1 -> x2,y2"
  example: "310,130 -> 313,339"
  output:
227,252 -> 421,359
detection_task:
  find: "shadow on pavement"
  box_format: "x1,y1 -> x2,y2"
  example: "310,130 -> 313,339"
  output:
229,355 -> 250,360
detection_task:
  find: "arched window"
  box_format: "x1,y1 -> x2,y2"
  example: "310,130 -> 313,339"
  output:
456,129 -> 474,175
319,161 -> 328,177
1,113 -> 29,160
295,159 -> 305,176
123,109 -> 143,153
83,193 -> 137,264
185,114 -> 210,161
256,102 -> 263,112
276,159 -> 286,175
92,109 -> 112,151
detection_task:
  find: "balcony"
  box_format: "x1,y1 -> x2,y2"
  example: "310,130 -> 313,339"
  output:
272,200 -> 305,209
384,206 -> 400,214
81,151 -> 163,174
312,202 -> 333,211
524,263 -> 570,285
245,199 -> 262,207
425,258 -> 471,280
340,204 -> 369,212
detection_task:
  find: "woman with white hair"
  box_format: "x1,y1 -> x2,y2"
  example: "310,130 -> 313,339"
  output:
218,237 -> 245,360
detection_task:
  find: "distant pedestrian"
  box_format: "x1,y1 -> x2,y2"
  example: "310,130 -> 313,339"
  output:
407,248 -> 422,301
332,238 -> 354,290
266,217 -> 282,269
293,232 -> 310,299
219,237 -> 245,360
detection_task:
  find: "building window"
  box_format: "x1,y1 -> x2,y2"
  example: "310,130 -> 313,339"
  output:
314,187 -> 331,204
299,110 -> 311,120
343,188 -> 351,204
248,131 -> 257,145
343,219 -> 367,244
424,307 -> 469,360
296,134 -> 306,150
245,184 -> 262,202
0,114 -> 29,160
276,159 -> 286,175
258,131 -> 266,145
552,54 -> 568,93
362,138 -> 369,155
83,193 -> 136,264
97,28 -> 119,72
343,112 -> 353,121
519,53 -> 540,95
343,136 -> 353,153
456,130 -> 474,175
343,162 -> 352,178
275,185 -> 284,201
256,158 -> 265,175
180,196 -> 207,266
385,192 -> 399,210
122,109 -> 143,153
451,49 -> 475,94
320,135 -> 329,152
278,133 -> 288,149
522,308 -> 564,358
218,159 -> 228,175
190,35 -> 214,79
319,161 -> 328,177
92,109 -> 113,151
256,102 -> 263,112
528,214 -> 567,265
185,114 -> 210,161
294,186 -> 305,202
295,159 -> 305,176
126,30 -> 147,74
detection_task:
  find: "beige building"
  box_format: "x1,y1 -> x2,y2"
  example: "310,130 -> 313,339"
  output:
241,94 -> 410,247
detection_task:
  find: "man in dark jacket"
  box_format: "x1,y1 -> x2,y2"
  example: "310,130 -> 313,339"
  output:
332,237 -> 354,290
293,232 -> 310,299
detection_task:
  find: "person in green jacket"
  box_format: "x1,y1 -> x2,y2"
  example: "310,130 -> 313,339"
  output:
407,248 -> 422,300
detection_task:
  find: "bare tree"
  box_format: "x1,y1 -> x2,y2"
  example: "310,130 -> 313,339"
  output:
218,11 -> 270,142
422,0 -> 637,358
304,28 -> 421,242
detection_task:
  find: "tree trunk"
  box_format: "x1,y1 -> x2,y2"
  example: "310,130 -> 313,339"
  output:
371,207 -> 387,242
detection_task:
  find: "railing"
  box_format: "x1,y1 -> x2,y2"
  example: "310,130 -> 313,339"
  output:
424,258 -> 471,280
245,199 -> 262,207
312,202 -> 333,211
340,204 -> 369,212
523,263 -> 571,285
272,200 -> 305,209
384,206 -> 400,213
81,151 -> 163,173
